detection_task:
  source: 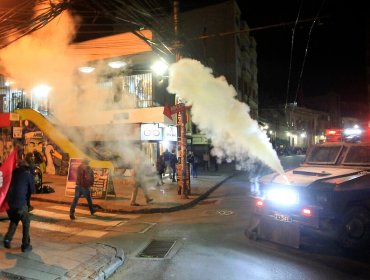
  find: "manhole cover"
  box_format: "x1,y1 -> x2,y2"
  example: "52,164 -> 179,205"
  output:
217,209 -> 234,216
138,240 -> 176,258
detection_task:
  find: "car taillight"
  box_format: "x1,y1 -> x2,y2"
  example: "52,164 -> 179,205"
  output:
301,208 -> 312,217
256,199 -> 264,208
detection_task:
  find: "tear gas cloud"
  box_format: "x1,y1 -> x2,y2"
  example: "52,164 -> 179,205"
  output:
167,58 -> 284,175
0,5 -> 155,182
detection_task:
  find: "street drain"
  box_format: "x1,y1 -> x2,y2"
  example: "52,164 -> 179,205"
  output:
138,240 -> 176,258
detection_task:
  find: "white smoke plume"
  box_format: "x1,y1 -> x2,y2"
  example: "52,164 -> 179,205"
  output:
167,58 -> 284,175
0,4 -> 154,181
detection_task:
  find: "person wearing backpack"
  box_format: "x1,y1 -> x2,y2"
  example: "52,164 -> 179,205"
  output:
69,159 -> 96,220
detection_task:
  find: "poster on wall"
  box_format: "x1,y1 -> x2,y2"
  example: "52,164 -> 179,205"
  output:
12,127 -> 23,139
65,158 -> 112,198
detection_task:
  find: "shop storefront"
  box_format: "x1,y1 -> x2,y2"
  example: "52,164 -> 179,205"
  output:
140,123 -> 177,165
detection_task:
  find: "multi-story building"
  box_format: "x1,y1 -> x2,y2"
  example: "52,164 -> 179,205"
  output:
180,0 -> 259,155
259,104 -> 331,150
0,0 -> 259,165
0,31 -> 178,166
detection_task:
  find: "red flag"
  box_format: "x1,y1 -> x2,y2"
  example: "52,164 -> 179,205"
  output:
163,105 -> 173,119
0,150 -> 17,212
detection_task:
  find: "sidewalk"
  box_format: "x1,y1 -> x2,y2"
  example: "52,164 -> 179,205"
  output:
1,163 -> 237,280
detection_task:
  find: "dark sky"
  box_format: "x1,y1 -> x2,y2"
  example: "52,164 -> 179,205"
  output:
236,0 -> 368,115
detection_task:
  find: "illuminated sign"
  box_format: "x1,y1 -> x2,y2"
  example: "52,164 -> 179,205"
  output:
192,135 -> 209,145
163,126 -> 177,141
140,124 -> 163,140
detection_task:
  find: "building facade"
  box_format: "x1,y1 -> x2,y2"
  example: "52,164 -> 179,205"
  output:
180,0 -> 259,156
259,104 -> 331,151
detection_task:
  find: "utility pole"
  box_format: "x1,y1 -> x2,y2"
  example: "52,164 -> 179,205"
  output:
172,0 -> 190,198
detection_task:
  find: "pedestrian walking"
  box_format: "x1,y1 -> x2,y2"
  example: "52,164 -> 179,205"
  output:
130,160 -> 154,206
192,154 -> 199,178
162,149 -> 171,177
3,153 -> 35,252
69,159 -> 96,220
170,150 -> 178,182
156,155 -> 165,186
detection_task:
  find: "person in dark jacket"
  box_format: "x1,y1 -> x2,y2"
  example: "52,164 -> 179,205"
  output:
162,149 -> 171,177
156,155 -> 165,186
170,150 -> 178,182
69,159 -> 96,220
3,154 -> 35,252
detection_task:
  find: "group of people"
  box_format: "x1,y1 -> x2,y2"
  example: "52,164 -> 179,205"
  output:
2,155 -> 97,253
156,149 -> 177,185
2,148 -> 218,253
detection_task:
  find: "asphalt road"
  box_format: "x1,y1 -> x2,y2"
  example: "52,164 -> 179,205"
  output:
102,172 -> 370,280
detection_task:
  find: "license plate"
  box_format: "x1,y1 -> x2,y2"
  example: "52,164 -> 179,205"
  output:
274,213 -> 292,223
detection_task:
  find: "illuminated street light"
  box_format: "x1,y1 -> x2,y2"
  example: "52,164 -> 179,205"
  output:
108,61 -> 127,69
79,66 -> 95,73
151,60 -> 168,75
4,79 -> 14,87
32,84 -> 51,98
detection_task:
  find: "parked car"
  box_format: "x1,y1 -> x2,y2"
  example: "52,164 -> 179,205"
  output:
246,141 -> 370,249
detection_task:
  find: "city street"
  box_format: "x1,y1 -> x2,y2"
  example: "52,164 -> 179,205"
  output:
2,168 -> 369,279
104,173 -> 370,280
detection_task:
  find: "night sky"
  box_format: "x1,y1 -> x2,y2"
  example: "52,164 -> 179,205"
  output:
237,0 -> 368,116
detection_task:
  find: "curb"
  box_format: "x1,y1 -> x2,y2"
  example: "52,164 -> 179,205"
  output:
31,173 -> 237,214
92,246 -> 125,280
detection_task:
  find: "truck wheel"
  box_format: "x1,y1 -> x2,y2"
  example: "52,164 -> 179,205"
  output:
338,207 -> 370,249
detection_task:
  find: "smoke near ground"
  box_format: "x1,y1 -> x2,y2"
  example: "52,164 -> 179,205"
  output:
167,58 -> 284,175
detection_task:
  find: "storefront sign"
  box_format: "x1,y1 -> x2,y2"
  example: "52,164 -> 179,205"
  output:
163,126 -> 177,141
10,113 -> 19,121
192,135 -> 210,145
140,123 -> 163,141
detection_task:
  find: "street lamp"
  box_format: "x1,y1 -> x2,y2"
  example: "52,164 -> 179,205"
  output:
79,66 -> 95,74
31,84 -> 51,114
151,59 -> 168,76
108,61 -> 127,69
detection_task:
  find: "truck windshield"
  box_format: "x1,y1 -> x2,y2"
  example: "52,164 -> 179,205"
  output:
306,145 -> 342,164
343,145 -> 370,165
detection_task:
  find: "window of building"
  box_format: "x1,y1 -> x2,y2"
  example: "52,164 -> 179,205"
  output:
123,73 -> 153,108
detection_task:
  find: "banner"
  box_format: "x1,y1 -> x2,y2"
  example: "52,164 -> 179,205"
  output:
0,150 -> 17,212
65,158 -> 113,198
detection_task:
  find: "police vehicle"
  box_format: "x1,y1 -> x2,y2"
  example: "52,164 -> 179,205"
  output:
246,127 -> 370,249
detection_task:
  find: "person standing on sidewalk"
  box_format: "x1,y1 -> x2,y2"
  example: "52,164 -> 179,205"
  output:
3,154 -> 35,252
156,155 -> 165,186
192,154 -> 199,178
69,159 -> 96,220
162,149 -> 171,177
170,149 -> 178,182
130,160 -> 153,206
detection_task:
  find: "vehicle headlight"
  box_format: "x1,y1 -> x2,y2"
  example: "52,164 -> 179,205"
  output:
266,188 -> 299,206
